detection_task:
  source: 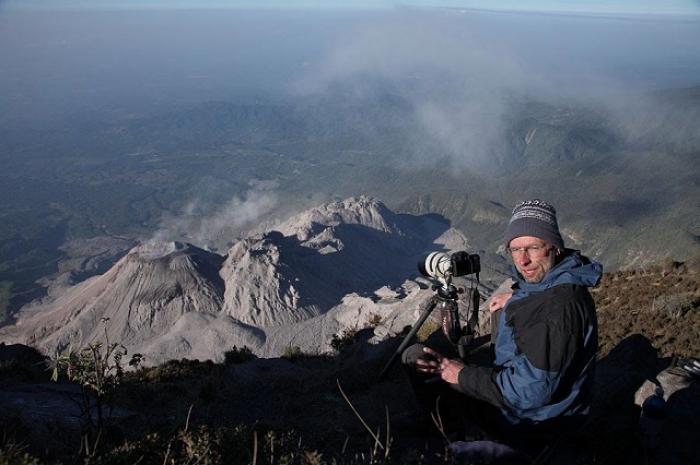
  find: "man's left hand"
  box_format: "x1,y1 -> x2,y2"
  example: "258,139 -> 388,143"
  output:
439,357 -> 465,385
416,347 -> 465,385
488,292 -> 512,313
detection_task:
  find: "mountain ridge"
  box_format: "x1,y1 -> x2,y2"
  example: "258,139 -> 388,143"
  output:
1,197 -> 479,364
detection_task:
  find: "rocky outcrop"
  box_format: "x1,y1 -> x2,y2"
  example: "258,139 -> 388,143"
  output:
2,242 -> 230,359
2,197 -> 471,364
219,196 -> 453,327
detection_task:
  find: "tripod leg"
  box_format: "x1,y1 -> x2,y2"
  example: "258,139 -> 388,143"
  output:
377,296 -> 438,381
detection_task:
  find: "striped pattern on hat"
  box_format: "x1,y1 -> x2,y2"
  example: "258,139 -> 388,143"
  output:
504,199 -> 564,249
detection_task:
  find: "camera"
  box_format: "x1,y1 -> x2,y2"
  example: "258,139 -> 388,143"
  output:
418,251 -> 480,281
378,249 -> 482,380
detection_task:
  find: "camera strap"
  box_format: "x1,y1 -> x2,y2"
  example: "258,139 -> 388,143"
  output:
456,282 -> 481,360
467,287 -> 480,335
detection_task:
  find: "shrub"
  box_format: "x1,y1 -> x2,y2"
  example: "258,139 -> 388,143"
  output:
330,328 -> 358,352
91,424 -> 332,465
367,313 -> 383,327
48,324 -> 142,438
416,319 -> 440,342
0,442 -> 40,465
224,345 -> 257,365
282,346 -> 304,360
134,358 -> 215,383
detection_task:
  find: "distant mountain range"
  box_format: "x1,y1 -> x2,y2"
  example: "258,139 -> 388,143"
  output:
0,86 -> 698,321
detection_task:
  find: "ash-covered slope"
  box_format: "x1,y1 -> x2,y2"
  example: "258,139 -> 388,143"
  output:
2,242 -> 237,356
219,197 -> 453,327
2,197 -> 471,363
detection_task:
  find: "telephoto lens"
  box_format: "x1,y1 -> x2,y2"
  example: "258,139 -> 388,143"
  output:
418,251 -> 480,279
418,251 -> 452,279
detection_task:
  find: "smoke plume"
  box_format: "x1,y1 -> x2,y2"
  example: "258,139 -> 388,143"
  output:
151,180 -> 278,251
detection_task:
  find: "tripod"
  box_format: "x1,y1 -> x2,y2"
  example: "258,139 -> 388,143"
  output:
377,278 -> 479,381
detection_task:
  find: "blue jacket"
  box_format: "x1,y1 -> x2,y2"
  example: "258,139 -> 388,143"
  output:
457,250 -> 602,424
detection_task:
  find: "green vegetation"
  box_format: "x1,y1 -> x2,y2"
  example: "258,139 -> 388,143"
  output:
330,328 -> 358,353
2,340 -> 432,465
367,313 -> 383,327
48,331 -> 143,435
0,442 -> 40,465
282,345 -> 304,360
0,421 -> 405,465
224,345 -> 257,365
416,319 -> 441,343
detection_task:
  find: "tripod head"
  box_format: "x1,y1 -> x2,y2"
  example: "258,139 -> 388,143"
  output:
377,275 -> 480,381
433,280 -> 460,300
376,250 -> 482,381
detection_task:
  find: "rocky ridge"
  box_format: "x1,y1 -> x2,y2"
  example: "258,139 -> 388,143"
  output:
1,197 -> 480,364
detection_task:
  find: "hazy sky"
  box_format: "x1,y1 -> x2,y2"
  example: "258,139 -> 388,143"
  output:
1,3 -> 699,133
0,0 -> 699,230
4,0 -> 700,15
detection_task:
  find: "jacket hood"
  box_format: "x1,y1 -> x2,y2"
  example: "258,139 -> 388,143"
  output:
513,249 -> 603,294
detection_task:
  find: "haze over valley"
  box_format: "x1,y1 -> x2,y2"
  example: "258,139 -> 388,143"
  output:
1,4 -> 700,464
1,4 -> 699,328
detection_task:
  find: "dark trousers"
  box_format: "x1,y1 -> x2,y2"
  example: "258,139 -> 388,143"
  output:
401,339 -> 504,441
401,340 -> 585,458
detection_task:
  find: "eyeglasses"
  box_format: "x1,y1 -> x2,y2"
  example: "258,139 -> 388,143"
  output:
506,244 -> 551,258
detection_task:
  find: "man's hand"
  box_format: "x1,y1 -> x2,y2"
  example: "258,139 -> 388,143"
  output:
488,292 -> 513,313
415,347 -> 465,385
439,357 -> 466,385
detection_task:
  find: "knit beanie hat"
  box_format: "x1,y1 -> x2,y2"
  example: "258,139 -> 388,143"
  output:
504,199 -> 564,249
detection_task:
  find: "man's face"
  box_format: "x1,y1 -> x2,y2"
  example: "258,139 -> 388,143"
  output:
508,236 -> 556,283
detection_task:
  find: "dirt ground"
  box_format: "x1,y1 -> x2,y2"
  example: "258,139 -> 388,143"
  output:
1,259 -> 699,464
594,258 -> 700,358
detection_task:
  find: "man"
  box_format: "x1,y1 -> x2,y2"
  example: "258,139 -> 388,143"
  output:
405,199 -> 602,438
